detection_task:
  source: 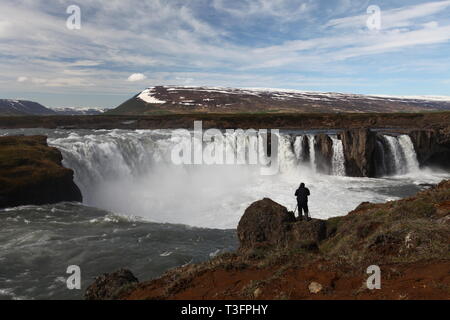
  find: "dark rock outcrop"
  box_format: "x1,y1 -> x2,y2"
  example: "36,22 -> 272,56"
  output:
340,129 -> 378,177
0,135 -> 82,208
237,198 -> 326,252
85,269 -> 139,300
314,134 -> 333,174
290,219 -> 327,250
409,128 -> 450,169
237,198 -> 295,250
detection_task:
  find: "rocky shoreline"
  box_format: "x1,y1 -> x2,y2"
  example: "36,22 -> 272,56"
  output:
0,135 -> 82,208
85,180 -> 450,300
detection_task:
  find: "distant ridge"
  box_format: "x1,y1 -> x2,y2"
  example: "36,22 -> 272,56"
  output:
0,99 -> 107,116
0,99 -> 56,116
108,86 -> 450,115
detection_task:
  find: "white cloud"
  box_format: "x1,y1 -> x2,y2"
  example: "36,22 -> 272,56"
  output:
17,76 -> 28,82
127,73 -> 147,82
1,0 -> 450,98
327,0 -> 450,30
212,0 -> 314,21
423,21 -> 439,29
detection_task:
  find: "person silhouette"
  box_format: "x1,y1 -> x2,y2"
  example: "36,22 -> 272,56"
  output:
295,183 -> 311,221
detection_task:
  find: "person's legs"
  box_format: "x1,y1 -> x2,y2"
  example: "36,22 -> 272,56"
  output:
297,201 -> 303,220
303,203 -> 310,221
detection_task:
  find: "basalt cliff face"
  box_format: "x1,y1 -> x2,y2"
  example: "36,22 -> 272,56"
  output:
0,135 -> 82,208
90,180 -> 450,300
409,128 -> 450,169
308,127 -> 450,177
339,129 -> 378,177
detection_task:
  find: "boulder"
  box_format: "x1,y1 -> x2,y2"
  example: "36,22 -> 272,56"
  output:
237,198 -> 327,252
237,198 -> 295,250
0,135 -> 82,208
85,269 -> 139,300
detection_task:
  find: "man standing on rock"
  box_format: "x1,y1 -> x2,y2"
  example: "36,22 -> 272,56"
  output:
295,183 -> 311,221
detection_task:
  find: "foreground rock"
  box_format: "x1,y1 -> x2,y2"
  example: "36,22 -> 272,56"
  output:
238,198 -> 326,252
85,269 -> 138,300
237,198 -> 295,250
90,181 -> 450,300
0,135 -> 82,208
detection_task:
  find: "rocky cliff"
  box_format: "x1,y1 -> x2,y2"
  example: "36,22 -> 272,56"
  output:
90,180 -> 450,300
338,129 -> 378,177
409,128 -> 450,169
310,126 -> 450,177
0,135 -> 82,208
314,134 -> 334,175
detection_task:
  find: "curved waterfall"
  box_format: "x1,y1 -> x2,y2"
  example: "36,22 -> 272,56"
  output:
43,129 -> 428,228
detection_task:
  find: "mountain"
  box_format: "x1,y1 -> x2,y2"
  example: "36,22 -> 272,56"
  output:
108,86 -> 450,115
0,99 -> 107,116
0,99 -> 56,116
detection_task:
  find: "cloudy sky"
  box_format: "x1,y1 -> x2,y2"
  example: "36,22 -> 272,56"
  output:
1,0 -> 450,108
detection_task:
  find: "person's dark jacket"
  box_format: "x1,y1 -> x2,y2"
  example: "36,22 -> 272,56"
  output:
295,186 -> 310,203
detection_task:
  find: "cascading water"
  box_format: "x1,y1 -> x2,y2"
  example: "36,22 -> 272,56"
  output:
384,135 -> 406,174
293,136 -> 304,161
278,135 -> 298,173
308,135 -> 316,172
330,136 -> 346,176
38,128 -> 438,229
398,135 -> 420,173
382,134 -> 420,176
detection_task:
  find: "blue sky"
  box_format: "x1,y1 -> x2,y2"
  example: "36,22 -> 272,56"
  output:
0,0 -> 449,108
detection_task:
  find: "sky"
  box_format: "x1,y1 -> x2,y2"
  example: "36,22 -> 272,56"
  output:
0,0 -> 449,108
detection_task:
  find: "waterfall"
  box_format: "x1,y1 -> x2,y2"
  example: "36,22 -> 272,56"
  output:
308,135 -> 316,172
383,135 -> 405,174
278,134 -> 298,172
293,136 -> 304,161
398,135 -> 420,173
330,136 -> 346,176
382,134 -> 420,175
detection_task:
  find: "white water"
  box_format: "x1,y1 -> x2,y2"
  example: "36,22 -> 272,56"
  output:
384,135 -> 405,174
383,134 -> 420,175
308,135 -> 316,172
43,129 -> 448,229
331,135 -> 346,176
398,135 -> 420,173
294,136 -> 304,161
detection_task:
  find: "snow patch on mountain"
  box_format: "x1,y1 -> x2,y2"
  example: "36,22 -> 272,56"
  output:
137,88 -> 166,104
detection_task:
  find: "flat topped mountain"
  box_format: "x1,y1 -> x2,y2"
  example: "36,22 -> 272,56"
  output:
109,86 -> 450,115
